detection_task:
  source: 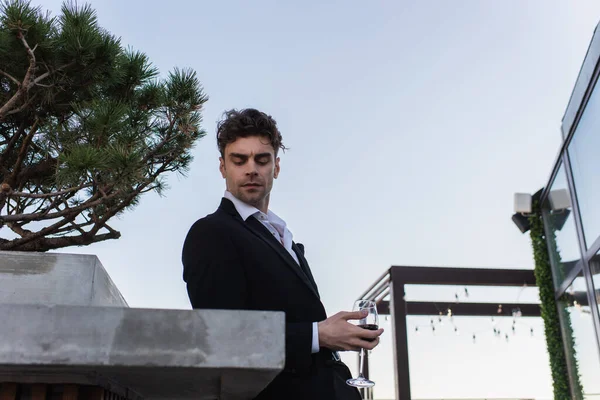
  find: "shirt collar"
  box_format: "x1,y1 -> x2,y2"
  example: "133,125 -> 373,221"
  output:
223,191 -> 288,229
224,191 -> 261,221
266,208 -> 285,228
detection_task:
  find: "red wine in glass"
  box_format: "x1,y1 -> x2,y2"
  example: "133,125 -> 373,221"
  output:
359,324 -> 379,331
347,300 -> 378,388
359,324 -> 379,342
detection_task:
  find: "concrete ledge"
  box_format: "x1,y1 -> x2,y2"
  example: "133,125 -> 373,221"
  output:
0,305 -> 285,400
0,251 -> 127,307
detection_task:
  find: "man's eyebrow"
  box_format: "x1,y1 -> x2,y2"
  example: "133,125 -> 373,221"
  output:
229,152 -> 272,159
229,153 -> 248,159
254,153 -> 273,158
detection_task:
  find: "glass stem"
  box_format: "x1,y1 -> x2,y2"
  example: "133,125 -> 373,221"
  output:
358,348 -> 365,378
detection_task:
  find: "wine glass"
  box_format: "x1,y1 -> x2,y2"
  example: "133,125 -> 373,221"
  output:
346,299 -> 378,388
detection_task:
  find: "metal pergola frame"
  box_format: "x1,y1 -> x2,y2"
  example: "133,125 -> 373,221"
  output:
357,266 -> 539,400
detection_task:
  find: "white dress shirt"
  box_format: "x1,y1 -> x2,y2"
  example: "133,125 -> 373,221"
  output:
224,191 -> 320,353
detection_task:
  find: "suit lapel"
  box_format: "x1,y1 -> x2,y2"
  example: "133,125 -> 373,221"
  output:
292,243 -> 320,298
218,198 -> 320,300
244,217 -> 320,299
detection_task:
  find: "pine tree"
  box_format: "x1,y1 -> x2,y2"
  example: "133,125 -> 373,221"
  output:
0,0 -> 207,251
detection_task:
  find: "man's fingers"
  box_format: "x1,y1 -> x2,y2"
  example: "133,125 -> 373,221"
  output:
350,324 -> 384,338
362,337 -> 380,350
358,336 -> 381,351
349,337 -> 381,352
340,310 -> 368,320
352,327 -> 383,350
361,328 -> 384,340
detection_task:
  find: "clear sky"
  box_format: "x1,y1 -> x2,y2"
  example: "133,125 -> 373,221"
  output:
37,1 -> 600,398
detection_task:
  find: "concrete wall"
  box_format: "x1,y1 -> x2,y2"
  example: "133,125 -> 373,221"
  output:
0,251 -> 285,399
0,251 -> 127,307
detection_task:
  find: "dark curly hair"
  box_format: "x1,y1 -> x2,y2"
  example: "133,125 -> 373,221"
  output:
216,108 -> 287,157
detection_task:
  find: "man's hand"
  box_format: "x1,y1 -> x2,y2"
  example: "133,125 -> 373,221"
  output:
318,310 -> 384,352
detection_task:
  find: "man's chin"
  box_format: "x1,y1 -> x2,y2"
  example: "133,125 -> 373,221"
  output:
238,193 -> 263,206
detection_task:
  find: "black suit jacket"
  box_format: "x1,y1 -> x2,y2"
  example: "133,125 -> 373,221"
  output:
182,198 -> 361,400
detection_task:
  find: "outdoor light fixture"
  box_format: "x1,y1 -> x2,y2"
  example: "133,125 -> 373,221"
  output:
514,193 -> 532,214
511,213 -> 531,234
549,188 -> 571,211
511,187 -> 570,233
511,189 -> 543,234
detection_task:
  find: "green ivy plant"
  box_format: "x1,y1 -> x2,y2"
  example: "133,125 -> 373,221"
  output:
529,199 -> 583,399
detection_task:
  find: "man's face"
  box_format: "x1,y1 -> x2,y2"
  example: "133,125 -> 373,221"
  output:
220,136 -> 280,212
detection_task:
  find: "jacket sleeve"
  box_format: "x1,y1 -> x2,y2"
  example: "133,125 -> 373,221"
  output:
286,322 -> 314,371
182,220 -> 314,371
182,220 -> 248,309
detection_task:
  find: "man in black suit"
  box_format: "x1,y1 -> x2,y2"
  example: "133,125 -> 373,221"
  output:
182,108 -> 383,400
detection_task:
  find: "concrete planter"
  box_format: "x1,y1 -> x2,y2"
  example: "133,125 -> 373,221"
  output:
0,251 -> 284,400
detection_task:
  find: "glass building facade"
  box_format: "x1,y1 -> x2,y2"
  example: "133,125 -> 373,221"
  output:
542,22 -> 600,399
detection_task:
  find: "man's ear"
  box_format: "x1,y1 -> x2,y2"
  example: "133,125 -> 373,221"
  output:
219,157 -> 226,178
274,156 -> 280,179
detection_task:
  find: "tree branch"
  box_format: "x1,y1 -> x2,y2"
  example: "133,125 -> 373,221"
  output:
84,172 -> 165,238
16,156 -> 57,183
52,219 -> 94,235
1,208 -> 78,250
0,32 -> 36,120
10,183 -> 90,198
0,191 -> 112,223
8,118 -> 39,185
0,230 -> 121,252
31,61 -> 76,88
19,32 -> 37,87
0,90 -> 24,121
0,32 -> 74,121
34,82 -> 54,88
0,120 -> 35,213
5,93 -> 37,117
0,119 -> 26,169
22,187 -> 65,217
6,221 -> 32,238
0,69 -> 20,86
140,185 -> 159,194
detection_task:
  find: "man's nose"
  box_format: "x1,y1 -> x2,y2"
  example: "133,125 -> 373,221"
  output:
245,160 -> 258,175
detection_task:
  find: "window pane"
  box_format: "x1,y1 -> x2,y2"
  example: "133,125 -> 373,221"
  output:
591,251 -> 600,325
568,78 -> 600,248
559,274 -> 600,399
543,163 -> 581,286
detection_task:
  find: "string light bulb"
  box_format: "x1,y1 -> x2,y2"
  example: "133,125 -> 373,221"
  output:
512,307 -> 522,319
